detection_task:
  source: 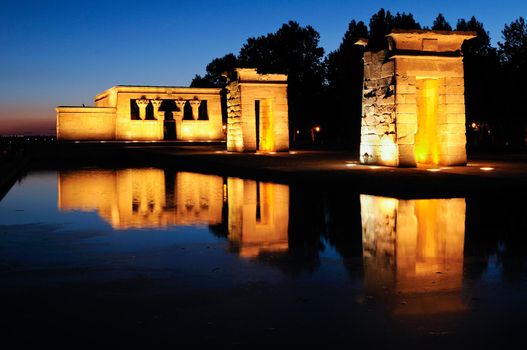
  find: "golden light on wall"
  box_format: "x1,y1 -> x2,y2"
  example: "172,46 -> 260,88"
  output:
57,86 -> 224,142
358,30 -> 476,167
360,194 -> 466,315
227,68 -> 289,152
415,79 -> 440,165
259,99 -> 275,152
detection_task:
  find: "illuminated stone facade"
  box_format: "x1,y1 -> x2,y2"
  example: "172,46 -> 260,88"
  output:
57,86 -> 223,141
360,195 -> 466,314
359,30 -> 476,166
227,68 -> 289,152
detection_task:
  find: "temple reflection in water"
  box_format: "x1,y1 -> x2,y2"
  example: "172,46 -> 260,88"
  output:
58,168 -> 468,308
58,168 -> 290,259
226,178 -> 289,258
58,169 -> 224,229
360,195 -> 466,314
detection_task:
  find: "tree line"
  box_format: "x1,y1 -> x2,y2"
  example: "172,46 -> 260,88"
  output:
191,9 -> 527,150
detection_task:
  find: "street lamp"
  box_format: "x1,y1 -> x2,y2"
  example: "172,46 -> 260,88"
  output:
311,125 -> 321,142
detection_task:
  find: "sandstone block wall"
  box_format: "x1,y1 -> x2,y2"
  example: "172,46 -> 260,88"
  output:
58,86 -> 223,142
227,68 -> 289,152
56,107 -> 116,140
107,87 -> 223,141
395,58 -> 467,166
227,81 -> 244,151
359,30 -> 475,167
360,51 -> 397,166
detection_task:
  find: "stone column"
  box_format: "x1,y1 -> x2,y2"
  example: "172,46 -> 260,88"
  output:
189,99 -> 201,120
135,98 -> 149,120
174,99 -> 186,121
151,99 -> 163,120
174,99 -> 187,139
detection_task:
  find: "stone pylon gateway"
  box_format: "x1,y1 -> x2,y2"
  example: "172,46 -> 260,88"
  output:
357,30 -> 476,167
226,68 -> 289,152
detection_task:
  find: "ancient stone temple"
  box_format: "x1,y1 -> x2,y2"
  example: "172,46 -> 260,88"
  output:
358,30 -> 476,166
56,86 -> 223,141
226,68 -> 289,152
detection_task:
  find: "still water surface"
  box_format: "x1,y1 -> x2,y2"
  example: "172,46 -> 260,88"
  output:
0,168 -> 526,347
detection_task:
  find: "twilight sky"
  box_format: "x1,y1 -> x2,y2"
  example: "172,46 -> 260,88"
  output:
1,0 -> 525,135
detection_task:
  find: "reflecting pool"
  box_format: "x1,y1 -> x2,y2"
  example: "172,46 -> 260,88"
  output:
1,168 -> 526,347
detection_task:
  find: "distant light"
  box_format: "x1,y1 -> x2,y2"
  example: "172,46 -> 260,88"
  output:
296,130 -> 300,134
480,167 -> 494,171
471,122 -> 477,128
427,168 -> 441,172
289,151 -> 298,154
100,141 -> 106,143
345,163 -> 357,167
314,126 -> 321,132
222,124 -> 227,130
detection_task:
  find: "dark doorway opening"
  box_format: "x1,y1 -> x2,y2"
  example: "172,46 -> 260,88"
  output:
164,117 -> 176,140
160,100 -> 177,140
255,100 -> 260,151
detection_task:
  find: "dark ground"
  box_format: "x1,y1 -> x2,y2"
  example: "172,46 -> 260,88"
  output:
16,141 -> 527,198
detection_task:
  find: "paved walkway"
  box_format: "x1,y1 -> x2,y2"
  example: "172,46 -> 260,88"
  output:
129,146 -> 527,197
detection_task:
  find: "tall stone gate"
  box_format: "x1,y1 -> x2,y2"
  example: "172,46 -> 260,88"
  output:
358,30 -> 476,167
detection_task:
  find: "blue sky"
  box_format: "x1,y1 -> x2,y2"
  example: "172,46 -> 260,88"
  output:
1,0 -> 525,134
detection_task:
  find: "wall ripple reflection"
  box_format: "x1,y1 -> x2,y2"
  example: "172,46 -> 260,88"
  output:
360,195 -> 466,315
58,168 -> 290,259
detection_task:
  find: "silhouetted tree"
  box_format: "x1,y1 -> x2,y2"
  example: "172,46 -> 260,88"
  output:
191,54 -> 239,123
325,20 -> 368,148
368,9 -> 421,50
190,53 -> 239,88
456,17 -> 502,148
368,8 -> 392,50
499,17 -> 527,69
498,17 -> 527,147
391,12 -> 421,30
432,13 -> 452,31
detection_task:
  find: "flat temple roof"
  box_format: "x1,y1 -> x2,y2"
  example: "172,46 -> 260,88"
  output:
387,29 -> 477,39
95,85 -> 222,101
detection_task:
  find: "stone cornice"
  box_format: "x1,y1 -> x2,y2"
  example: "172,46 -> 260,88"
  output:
94,86 -> 222,102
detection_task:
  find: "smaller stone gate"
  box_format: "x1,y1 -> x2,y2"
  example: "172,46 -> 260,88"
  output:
226,68 -> 289,152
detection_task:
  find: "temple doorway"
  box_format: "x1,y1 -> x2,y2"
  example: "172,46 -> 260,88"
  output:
164,112 -> 177,140
415,79 -> 440,165
256,99 -> 274,152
